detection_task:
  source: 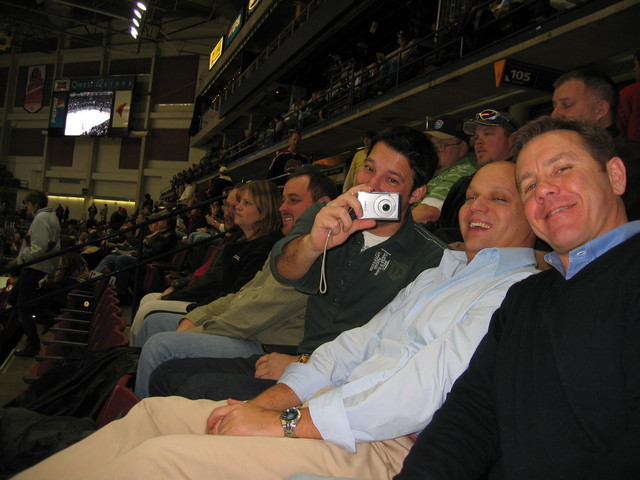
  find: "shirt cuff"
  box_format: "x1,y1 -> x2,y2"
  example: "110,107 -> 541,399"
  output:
308,387 -> 355,452
279,362 -> 332,403
419,197 -> 444,210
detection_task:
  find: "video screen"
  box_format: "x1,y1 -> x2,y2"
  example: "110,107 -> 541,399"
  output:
64,90 -> 114,136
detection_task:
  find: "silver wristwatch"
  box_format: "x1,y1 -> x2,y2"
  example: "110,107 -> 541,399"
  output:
280,407 -> 301,438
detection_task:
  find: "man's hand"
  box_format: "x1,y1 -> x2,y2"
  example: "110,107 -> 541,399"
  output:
159,286 -> 174,299
176,318 -> 196,332
254,353 -> 298,380
207,399 -> 282,437
275,185 -> 377,282
306,186 -> 377,252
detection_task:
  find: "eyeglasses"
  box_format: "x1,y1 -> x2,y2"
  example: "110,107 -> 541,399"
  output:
475,109 -> 519,131
433,141 -> 462,152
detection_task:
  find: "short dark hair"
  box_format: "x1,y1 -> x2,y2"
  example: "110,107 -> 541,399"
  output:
372,126 -> 438,190
24,190 -> 48,208
553,69 -> 619,117
288,170 -> 339,202
512,116 -> 617,170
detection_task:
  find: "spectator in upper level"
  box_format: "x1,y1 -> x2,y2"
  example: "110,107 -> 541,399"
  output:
342,130 -> 376,192
207,166 -> 233,199
142,193 -> 154,214
617,49 -> 640,142
108,207 -> 128,234
413,115 -> 476,224
552,68 -> 640,220
267,131 -> 312,185
99,203 -> 108,225
178,180 -> 196,205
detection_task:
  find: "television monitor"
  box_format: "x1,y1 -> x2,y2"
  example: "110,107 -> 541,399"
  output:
64,90 -> 114,136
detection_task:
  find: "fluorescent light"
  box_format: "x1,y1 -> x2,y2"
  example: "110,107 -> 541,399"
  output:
134,9 -> 142,19
132,17 -> 140,27
136,2 -> 147,11
130,26 -> 138,38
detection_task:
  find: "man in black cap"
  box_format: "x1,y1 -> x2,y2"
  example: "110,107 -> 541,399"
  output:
412,115 -> 475,223
342,130 -> 377,192
426,108 -> 519,241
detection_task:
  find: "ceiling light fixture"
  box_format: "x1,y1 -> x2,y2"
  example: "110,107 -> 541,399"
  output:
129,1 -> 148,41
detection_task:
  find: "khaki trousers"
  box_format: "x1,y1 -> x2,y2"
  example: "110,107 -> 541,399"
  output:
13,396 -> 413,480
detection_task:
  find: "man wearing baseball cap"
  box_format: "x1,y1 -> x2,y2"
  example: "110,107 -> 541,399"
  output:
412,115 -> 475,223
425,108 -> 520,242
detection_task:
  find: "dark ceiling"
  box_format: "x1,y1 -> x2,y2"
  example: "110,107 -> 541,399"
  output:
0,0 -> 247,54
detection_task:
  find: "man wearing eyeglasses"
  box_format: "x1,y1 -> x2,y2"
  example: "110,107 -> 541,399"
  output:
412,115 -> 476,224
425,108 -> 520,242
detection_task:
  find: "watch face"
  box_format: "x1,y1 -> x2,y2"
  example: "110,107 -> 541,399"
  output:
282,408 -> 299,421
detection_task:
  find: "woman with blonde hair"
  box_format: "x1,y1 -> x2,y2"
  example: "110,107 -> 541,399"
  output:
132,181 -> 283,346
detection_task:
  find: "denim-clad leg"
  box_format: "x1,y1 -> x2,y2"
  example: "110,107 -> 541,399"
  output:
134,331 -> 263,398
134,311 -> 184,347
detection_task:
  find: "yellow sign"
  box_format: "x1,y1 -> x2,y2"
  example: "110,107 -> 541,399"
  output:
248,0 -> 261,12
209,37 -> 224,70
0,32 -> 12,51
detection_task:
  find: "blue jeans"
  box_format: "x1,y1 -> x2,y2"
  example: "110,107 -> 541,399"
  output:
134,312 -> 263,398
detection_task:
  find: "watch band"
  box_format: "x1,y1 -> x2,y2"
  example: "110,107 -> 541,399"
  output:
297,354 -> 311,364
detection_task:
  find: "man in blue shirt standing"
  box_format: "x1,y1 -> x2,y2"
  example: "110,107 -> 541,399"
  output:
15,160 -> 539,480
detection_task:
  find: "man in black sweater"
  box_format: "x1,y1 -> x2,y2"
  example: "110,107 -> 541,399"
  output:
395,117 -> 640,479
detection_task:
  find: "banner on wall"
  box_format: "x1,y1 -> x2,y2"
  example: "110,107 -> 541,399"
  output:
226,7 -> 245,47
24,65 -> 46,113
112,90 -> 132,129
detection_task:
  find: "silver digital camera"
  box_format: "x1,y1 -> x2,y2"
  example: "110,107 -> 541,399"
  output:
357,191 -> 400,221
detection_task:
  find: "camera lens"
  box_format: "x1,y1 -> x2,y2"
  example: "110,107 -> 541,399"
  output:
373,195 -> 396,218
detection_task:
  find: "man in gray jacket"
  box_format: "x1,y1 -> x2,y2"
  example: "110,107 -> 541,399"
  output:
10,190 -> 61,356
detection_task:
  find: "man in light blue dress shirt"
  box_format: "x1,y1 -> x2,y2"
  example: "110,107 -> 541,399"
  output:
14,161 -> 540,480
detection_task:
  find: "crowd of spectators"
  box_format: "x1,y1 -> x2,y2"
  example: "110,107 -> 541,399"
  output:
180,0 -> 562,194
2,1 -> 639,478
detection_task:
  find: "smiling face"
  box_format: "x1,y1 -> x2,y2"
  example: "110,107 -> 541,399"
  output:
233,189 -> 263,235
355,141 -> 426,235
516,130 -> 627,269
280,175 -> 315,235
460,162 -> 534,262
473,125 -> 512,166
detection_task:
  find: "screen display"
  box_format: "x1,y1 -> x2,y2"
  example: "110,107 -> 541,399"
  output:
64,90 -> 114,136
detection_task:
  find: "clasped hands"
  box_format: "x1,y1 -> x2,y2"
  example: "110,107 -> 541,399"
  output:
207,399 -> 282,437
